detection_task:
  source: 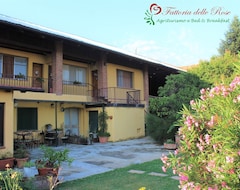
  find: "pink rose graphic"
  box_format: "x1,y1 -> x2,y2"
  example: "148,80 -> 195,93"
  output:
150,3 -> 162,15
144,3 -> 162,25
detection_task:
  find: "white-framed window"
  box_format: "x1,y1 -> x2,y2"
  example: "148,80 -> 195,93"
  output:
117,69 -> 133,88
0,54 -> 28,78
14,56 -> 27,77
63,64 -> 86,84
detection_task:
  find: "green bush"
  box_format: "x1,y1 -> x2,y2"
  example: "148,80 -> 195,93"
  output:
147,72 -> 210,142
145,113 -> 175,144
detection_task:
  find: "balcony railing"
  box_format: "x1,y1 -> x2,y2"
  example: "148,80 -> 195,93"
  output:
0,75 -> 141,104
96,87 -> 141,104
0,74 -> 47,92
62,81 -> 92,96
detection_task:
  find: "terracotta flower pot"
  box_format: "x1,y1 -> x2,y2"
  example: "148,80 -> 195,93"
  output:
38,167 -> 59,176
0,158 -> 15,170
164,143 -> 177,150
15,157 -> 28,168
98,136 -> 109,143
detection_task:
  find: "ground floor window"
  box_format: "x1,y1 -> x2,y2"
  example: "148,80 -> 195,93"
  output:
17,108 -> 37,130
0,103 -> 4,146
64,108 -> 79,135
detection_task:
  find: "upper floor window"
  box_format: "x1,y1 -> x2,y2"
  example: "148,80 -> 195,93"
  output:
0,54 -> 28,78
117,69 -> 133,88
14,57 -> 27,77
63,64 -> 86,84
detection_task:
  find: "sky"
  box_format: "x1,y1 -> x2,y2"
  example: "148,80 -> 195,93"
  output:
0,0 -> 239,67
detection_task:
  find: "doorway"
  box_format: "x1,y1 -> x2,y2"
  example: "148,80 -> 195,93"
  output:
89,111 -> 98,133
91,70 -> 98,97
64,108 -> 79,136
32,63 -> 43,88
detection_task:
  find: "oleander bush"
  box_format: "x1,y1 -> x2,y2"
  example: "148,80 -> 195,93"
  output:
161,75 -> 240,189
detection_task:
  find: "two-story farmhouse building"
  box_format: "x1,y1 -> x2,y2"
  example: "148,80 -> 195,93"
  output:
0,15 -> 183,153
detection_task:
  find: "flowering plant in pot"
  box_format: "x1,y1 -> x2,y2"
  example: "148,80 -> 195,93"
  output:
161,75 -> 240,189
98,108 -> 111,143
35,145 -> 73,176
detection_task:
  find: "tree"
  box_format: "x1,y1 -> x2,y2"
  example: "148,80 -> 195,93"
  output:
218,16 -> 240,55
190,52 -> 239,85
146,72 -> 210,143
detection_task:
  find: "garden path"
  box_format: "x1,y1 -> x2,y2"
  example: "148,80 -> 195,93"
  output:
29,136 -> 172,182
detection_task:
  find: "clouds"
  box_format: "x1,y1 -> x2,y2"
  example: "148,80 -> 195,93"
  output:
120,27 -> 216,66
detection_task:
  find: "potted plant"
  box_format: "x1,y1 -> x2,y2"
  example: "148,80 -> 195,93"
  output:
14,145 -> 29,168
15,72 -> 25,79
0,151 -> 15,170
35,145 -> 73,176
73,80 -> 81,85
163,139 -> 177,150
23,161 -> 38,178
98,108 -> 111,143
36,77 -> 44,83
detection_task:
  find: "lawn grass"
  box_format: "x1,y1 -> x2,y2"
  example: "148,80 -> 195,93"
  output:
56,159 -> 179,190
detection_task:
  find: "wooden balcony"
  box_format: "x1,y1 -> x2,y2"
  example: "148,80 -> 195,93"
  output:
0,75 -> 141,105
0,74 -> 47,92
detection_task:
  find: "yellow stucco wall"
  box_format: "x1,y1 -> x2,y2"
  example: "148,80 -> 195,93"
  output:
0,91 -> 14,155
0,47 -> 146,154
0,47 -> 48,78
107,63 -> 144,101
105,106 -> 145,141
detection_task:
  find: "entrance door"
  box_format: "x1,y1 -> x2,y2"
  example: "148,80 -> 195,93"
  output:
91,70 -> 98,97
64,108 -> 79,136
17,108 -> 38,130
32,63 -> 43,88
89,111 -> 98,133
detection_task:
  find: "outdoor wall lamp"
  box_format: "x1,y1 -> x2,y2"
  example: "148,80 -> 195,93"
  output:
60,107 -> 65,112
50,103 -> 54,108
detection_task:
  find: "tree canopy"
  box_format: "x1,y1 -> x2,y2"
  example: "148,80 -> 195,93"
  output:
146,72 -> 210,143
190,52 -> 239,85
218,16 -> 240,55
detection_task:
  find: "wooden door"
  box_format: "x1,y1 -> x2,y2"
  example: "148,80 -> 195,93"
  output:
32,63 -> 43,88
92,70 -> 98,97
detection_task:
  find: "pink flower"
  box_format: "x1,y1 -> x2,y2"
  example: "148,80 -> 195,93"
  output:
196,143 -> 204,152
238,150 -> 240,156
160,155 -> 168,164
172,168 -> 176,174
200,88 -> 206,94
174,149 -> 179,155
179,174 -> 188,181
204,134 -> 211,145
190,100 -> 195,106
226,156 -> 234,163
162,166 -> 167,172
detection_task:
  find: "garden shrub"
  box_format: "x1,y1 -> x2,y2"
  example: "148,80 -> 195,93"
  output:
145,113 -> 173,144
161,76 -> 240,189
148,72 -> 210,142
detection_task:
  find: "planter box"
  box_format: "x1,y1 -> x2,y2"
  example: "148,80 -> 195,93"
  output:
164,143 -> 177,150
15,157 -> 28,168
38,167 -> 58,176
0,158 -> 15,170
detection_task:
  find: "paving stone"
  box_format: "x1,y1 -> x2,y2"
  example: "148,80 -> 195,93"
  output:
128,169 -> 145,174
171,176 -> 180,180
148,172 -> 168,177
